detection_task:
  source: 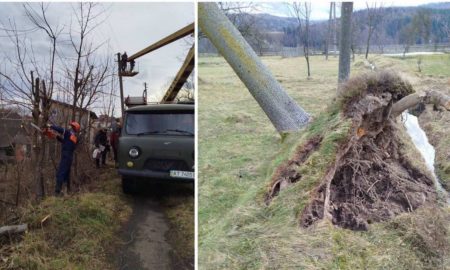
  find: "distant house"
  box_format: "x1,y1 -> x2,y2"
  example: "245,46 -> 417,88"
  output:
0,109 -> 31,163
47,99 -> 98,130
94,114 -> 117,129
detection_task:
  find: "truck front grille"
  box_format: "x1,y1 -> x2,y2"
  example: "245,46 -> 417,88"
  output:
144,159 -> 191,172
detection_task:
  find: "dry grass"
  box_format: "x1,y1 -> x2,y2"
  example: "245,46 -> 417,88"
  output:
0,169 -> 132,270
198,54 -> 450,269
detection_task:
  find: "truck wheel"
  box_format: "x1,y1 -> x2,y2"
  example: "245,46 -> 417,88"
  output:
122,177 -> 136,194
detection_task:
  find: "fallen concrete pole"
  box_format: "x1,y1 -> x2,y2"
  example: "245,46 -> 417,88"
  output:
198,3 -> 310,133
0,224 -> 28,236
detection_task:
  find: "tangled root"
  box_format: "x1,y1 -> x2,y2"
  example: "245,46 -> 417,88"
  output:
265,136 -> 322,204
267,71 -> 438,231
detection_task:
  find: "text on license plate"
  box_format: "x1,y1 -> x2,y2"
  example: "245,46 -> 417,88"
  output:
170,170 -> 194,179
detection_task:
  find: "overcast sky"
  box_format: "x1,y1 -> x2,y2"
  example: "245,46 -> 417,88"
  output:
0,2 -> 194,116
255,1 -> 446,20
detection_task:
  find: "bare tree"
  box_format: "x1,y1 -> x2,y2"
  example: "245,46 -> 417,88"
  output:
0,3 -> 63,199
338,2 -> 353,87
325,2 -> 333,60
364,2 -> 383,59
64,3 -> 109,123
217,2 -> 259,38
288,2 -> 312,78
176,73 -> 195,103
333,2 -> 337,56
0,3 -> 110,198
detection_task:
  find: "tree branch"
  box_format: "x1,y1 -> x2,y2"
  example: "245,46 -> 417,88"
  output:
392,90 -> 450,116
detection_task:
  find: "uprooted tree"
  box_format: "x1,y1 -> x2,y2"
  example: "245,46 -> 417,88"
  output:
264,71 -> 449,230
199,2 -> 450,229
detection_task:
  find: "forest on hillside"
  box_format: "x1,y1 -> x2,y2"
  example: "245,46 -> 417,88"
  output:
199,3 -> 450,55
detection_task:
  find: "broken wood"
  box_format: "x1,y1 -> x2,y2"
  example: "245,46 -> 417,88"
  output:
392,90 -> 450,117
0,224 -> 28,236
41,214 -> 51,227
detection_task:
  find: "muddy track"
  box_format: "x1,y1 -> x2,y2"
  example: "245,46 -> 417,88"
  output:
117,182 -> 194,270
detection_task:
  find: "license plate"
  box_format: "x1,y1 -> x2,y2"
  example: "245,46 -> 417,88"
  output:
170,170 -> 194,179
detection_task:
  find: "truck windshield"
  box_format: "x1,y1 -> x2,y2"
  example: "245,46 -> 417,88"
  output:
126,111 -> 194,136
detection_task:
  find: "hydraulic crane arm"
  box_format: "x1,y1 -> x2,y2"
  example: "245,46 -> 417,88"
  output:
161,44 -> 195,102
128,23 -> 194,61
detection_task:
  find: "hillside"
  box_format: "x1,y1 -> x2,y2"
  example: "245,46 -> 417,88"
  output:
199,4 -> 450,54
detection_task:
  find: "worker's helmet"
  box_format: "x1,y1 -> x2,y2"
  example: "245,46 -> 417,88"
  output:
70,121 -> 81,132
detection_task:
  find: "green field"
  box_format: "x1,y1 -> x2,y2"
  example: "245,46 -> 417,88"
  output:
198,54 -> 450,269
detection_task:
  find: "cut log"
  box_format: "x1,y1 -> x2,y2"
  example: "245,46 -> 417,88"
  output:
392,90 -> 450,117
0,224 -> 28,236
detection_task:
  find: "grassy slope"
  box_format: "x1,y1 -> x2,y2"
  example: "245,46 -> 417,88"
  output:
198,54 -> 450,269
2,169 -> 132,270
1,174 -> 195,269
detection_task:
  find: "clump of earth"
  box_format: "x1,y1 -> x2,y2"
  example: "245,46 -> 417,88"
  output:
266,71 -> 437,231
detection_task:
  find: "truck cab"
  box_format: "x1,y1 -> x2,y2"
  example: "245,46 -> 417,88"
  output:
118,103 -> 194,193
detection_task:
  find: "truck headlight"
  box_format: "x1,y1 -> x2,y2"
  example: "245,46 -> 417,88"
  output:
128,147 -> 140,158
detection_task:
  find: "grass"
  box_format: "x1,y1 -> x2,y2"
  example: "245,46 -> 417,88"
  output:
198,53 -> 450,269
161,188 -> 195,266
1,170 -> 132,270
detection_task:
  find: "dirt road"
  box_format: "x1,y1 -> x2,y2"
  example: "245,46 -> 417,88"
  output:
117,182 -> 194,270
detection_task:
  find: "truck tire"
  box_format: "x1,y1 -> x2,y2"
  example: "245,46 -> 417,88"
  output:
122,177 -> 136,194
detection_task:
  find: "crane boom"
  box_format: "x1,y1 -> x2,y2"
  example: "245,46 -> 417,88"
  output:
128,23 -> 194,61
161,44 -> 195,102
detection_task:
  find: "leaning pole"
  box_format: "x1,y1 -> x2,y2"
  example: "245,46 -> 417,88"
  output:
198,3 -> 310,133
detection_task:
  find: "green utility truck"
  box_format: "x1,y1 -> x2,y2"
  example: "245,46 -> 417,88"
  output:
118,103 -> 194,193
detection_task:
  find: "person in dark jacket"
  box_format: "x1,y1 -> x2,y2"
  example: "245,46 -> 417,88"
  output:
121,52 -> 128,72
110,125 -> 121,164
94,128 -> 109,168
50,121 -> 80,196
129,59 -> 135,72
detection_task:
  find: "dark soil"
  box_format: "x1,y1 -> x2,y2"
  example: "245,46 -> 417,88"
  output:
268,71 -> 439,231
265,136 -> 322,204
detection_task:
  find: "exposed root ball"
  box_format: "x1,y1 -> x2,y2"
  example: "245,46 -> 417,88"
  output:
301,124 -> 436,230
267,71 -> 438,231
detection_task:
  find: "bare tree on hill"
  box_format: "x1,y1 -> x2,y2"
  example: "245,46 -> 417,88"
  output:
364,2 -> 384,59
288,2 -> 312,78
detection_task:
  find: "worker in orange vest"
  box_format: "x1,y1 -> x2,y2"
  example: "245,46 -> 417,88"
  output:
48,121 -> 80,196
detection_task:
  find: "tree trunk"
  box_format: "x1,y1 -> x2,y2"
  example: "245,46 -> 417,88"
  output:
304,6 -> 311,78
338,2 -> 353,87
305,52 -> 311,78
198,3 -> 310,133
325,2 -> 333,60
392,90 -> 450,117
365,29 -> 372,59
32,76 -> 45,200
333,2 -> 337,57
0,224 -> 28,236
351,44 -> 355,62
